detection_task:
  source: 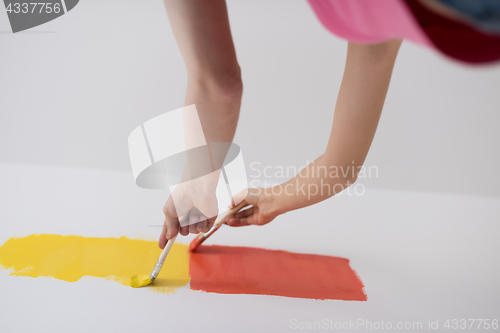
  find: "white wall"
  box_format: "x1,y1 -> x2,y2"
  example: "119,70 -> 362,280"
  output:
1,0 -> 499,197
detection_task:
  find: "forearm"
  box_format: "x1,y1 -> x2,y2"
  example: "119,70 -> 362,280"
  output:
165,0 -> 241,146
272,40 -> 402,214
268,154 -> 353,214
182,77 -> 240,175
184,78 -> 241,145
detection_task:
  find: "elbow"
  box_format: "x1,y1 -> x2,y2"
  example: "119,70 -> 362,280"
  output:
189,65 -> 243,103
345,175 -> 358,188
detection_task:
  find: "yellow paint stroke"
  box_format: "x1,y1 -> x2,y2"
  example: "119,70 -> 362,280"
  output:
0,234 -> 189,293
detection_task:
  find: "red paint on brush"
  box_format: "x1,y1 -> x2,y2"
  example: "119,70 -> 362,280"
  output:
189,236 -> 204,252
189,245 -> 367,301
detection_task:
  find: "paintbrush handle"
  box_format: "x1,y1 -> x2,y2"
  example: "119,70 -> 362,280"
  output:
158,235 -> 177,264
157,214 -> 189,264
151,233 -> 179,281
214,200 -> 247,227
194,200 -> 247,245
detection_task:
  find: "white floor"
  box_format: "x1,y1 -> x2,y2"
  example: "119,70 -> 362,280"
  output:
0,163 -> 499,332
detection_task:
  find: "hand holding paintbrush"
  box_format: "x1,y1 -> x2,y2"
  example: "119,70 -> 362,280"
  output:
131,202 -> 247,288
131,214 -> 189,288
189,200 -> 247,251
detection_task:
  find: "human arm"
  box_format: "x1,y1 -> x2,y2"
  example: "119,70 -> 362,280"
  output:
160,0 -> 242,248
226,39 -> 403,226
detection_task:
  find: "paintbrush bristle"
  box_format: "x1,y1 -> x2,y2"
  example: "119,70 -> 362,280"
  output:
189,237 -> 203,252
131,274 -> 152,288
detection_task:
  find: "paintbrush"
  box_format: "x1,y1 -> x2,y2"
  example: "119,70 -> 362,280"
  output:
189,201 -> 247,252
131,215 -> 188,288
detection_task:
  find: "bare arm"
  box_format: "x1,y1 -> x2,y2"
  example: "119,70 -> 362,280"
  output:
164,0 -> 242,144
160,0 -> 242,248
227,39 -> 402,226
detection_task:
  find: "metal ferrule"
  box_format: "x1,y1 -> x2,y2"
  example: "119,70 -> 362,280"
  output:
149,260 -> 164,281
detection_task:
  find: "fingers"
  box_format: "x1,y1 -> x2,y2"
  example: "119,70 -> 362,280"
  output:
224,188 -> 260,227
231,188 -> 260,207
226,215 -> 255,227
165,214 -> 180,240
184,214 -> 212,234
196,219 -> 208,233
159,220 -> 168,249
163,210 -> 213,245
234,206 -> 255,219
179,225 -> 189,236
159,214 -> 181,249
226,207 -> 259,227
188,215 -> 200,234
160,196 -> 181,247
206,216 -> 216,231
225,206 -> 253,224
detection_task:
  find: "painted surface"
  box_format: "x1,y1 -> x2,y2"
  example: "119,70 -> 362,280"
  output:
0,235 -> 366,301
190,245 -> 367,301
0,234 -> 189,293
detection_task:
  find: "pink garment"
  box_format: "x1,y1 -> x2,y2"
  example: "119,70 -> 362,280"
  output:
307,0 -> 433,47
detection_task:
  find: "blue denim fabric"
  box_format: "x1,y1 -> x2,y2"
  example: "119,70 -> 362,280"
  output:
435,0 -> 500,34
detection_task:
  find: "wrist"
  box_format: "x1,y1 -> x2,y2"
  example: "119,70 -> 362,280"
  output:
261,186 -> 288,217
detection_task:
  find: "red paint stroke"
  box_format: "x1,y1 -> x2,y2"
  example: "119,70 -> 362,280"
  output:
189,245 -> 366,301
